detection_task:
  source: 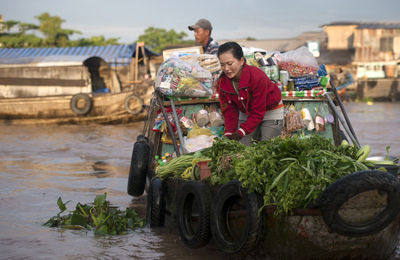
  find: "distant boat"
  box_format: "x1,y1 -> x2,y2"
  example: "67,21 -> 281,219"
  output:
0,44 -> 160,125
0,87 -> 153,125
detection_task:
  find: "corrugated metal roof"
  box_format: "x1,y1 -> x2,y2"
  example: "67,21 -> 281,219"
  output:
320,21 -> 362,27
320,21 -> 400,29
357,22 -> 400,29
0,44 -> 160,66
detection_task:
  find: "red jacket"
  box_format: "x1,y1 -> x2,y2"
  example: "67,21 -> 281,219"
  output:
218,63 -> 282,138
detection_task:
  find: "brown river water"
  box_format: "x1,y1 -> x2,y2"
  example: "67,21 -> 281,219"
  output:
0,102 -> 399,260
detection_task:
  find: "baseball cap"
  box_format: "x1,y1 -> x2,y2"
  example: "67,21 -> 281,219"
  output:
188,19 -> 213,31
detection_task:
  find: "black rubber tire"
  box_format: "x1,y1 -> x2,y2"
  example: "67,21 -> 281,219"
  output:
211,180 -> 263,253
146,177 -> 166,228
136,134 -> 148,142
127,137 -> 150,197
318,170 -> 400,237
177,180 -> 213,249
125,94 -> 144,115
70,93 -> 92,115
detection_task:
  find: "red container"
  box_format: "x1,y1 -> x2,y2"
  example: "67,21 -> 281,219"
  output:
197,160 -> 212,180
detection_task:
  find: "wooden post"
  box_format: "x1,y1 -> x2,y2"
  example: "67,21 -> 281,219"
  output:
135,42 -> 145,84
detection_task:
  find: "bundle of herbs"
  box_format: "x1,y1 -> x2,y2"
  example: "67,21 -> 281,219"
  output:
44,193 -> 146,235
208,135 -> 375,216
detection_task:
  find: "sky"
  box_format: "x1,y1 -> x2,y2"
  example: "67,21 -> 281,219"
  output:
1,0 -> 400,45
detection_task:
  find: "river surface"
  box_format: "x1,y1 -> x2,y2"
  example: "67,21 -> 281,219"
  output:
0,102 -> 399,260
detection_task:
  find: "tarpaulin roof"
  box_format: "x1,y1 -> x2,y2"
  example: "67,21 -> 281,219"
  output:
0,44 -> 160,66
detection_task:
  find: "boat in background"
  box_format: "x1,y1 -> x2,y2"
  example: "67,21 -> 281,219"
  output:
0,86 -> 153,125
0,43 -> 160,125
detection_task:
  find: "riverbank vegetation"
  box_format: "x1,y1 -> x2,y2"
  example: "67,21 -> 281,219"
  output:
0,13 -> 194,51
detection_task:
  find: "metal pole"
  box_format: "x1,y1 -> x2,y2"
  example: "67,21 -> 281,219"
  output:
330,77 -> 360,145
325,93 -> 361,149
155,89 -> 181,156
169,97 -> 185,155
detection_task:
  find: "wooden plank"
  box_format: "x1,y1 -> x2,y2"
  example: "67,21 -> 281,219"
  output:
0,77 -> 87,86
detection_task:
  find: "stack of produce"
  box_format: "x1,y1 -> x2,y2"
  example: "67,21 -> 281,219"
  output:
248,46 -> 325,92
155,150 -> 211,180
207,135 -> 375,216
197,54 -> 221,74
155,53 -> 220,97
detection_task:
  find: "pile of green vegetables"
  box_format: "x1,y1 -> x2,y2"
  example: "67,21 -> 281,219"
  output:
44,193 -> 146,235
207,135 -> 376,216
156,152 -> 211,180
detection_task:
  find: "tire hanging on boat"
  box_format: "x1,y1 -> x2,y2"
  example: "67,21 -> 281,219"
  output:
177,180 -> 213,249
70,93 -> 93,115
127,135 -> 150,197
146,177 -> 166,227
124,94 -> 144,115
318,170 -> 400,237
211,180 -> 264,254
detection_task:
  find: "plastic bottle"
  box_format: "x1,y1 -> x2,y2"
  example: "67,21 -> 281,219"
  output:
161,155 -> 168,166
153,155 -> 160,169
164,152 -> 173,162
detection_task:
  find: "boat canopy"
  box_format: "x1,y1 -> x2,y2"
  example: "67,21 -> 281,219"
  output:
0,55 -> 109,68
0,44 -> 160,67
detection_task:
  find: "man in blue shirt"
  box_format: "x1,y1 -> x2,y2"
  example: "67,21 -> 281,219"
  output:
188,19 -> 219,55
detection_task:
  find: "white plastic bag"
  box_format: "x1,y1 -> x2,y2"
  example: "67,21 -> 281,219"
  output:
184,135 -> 218,153
278,46 -> 319,77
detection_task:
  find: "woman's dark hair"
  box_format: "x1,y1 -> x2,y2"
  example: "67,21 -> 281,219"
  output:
217,42 -> 244,61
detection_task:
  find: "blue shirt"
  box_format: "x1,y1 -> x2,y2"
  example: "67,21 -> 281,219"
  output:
203,37 -> 219,55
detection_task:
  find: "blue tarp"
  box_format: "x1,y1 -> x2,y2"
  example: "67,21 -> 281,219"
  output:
0,44 -> 160,66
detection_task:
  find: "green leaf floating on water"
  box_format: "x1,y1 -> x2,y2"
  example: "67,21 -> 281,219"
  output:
44,193 -> 146,235
385,146 -> 391,161
57,197 -> 71,212
94,193 -> 107,207
70,212 -> 88,226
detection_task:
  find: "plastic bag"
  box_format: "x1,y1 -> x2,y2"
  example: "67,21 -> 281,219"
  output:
161,132 -> 181,144
314,107 -> 326,133
184,135 -> 217,153
285,111 -> 304,132
301,107 -> 315,131
319,103 -> 334,125
187,125 -> 212,139
208,126 -> 225,138
196,109 -> 210,127
155,53 -> 215,97
151,107 -> 182,133
278,46 -> 319,78
293,75 -> 320,90
198,54 -> 221,73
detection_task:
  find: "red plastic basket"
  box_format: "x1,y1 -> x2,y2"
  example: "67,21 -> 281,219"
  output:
197,160 -> 212,180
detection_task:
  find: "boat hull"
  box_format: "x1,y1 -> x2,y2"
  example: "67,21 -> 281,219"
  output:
161,178 -> 400,260
0,86 -> 153,125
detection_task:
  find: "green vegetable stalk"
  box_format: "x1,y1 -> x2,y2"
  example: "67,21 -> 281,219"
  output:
209,135 -> 375,216
156,155 -> 194,180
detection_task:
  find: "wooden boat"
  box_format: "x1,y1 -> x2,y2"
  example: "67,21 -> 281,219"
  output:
0,44 -> 161,125
127,89 -> 400,260
0,86 -> 153,125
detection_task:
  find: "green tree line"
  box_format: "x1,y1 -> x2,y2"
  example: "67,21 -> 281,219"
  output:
0,13 -> 195,52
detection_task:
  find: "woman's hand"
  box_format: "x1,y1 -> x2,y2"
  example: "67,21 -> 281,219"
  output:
227,132 -> 242,141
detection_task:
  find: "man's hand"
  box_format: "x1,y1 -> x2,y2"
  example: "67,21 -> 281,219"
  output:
227,132 -> 242,141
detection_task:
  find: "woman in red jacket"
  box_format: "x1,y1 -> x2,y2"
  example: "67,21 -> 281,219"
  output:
217,42 -> 283,146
